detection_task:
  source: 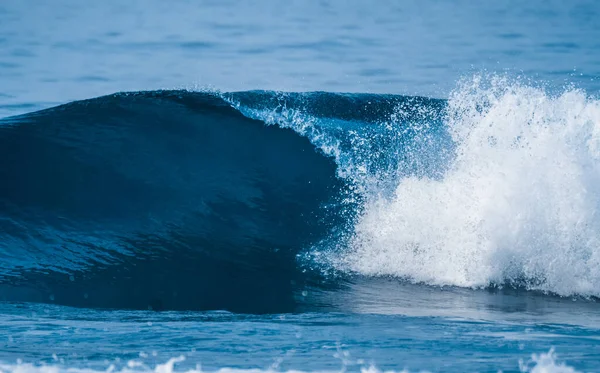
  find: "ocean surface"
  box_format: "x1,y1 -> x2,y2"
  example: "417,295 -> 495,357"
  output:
1,1 -> 600,372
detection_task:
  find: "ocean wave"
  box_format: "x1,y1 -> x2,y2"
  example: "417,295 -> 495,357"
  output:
1,76 -> 600,311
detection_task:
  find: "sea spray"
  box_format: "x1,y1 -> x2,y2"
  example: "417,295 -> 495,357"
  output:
343,75 -> 600,297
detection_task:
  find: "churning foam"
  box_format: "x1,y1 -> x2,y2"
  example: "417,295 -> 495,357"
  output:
344,75 -> 600,297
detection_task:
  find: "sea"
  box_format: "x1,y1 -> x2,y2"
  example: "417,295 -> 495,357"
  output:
1,1 -> 600,372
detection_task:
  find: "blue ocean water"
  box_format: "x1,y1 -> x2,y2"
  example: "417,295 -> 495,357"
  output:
1,1 -> 600,372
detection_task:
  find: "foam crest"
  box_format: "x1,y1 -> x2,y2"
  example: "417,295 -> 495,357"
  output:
344,75 -> 600,296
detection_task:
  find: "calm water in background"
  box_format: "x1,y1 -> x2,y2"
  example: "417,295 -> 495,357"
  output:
1,1 -> 600,372
1,0 -> 600,117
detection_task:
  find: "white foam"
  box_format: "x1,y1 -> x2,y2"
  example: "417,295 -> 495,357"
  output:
520,349 -> 581,373
342,75 -> 600,297
0,350 -> 581,373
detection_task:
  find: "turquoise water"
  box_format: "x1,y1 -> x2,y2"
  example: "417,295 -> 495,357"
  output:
1,300 -> 599,372
1,1 -> 600,372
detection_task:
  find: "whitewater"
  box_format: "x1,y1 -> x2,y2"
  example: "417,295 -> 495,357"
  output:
339,76 -> 600,297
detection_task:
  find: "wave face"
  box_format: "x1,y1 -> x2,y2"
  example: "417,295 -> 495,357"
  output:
0,91 -> 353,312
2,76 -> 600,312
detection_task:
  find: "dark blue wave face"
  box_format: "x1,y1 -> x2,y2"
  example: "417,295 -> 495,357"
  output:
0,91 -> 359,313
0,90 -> 449,313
